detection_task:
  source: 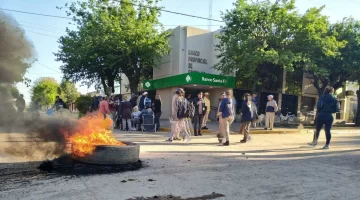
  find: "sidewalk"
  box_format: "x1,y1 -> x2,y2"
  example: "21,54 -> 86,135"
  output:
158,119 -> 360,134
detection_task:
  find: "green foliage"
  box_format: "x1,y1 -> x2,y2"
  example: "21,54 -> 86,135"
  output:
59,80 -> 80,104
55,0 -> 170,93
30,77 -> 60,106
75,95 -> 93,114
216,0 -> 342,95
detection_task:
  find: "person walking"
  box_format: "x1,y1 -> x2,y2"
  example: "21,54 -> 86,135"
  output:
91,96 -> 100,111
240,93 -> 258,143
119,96 -> 132,131
216,92 -> 226,143
153,94 -> 162,131
218,90 -> 235,146
251,93 -> 259,128
166,88 -> 182,141
193,91 -> 206,136
174,91 -> 191,143
15,94 -> 26,120
265,95 -> 278,130
309,87 -> 339,149
99,96 -> 110,119
52,96 -> 66,115
202,92 -> 211,130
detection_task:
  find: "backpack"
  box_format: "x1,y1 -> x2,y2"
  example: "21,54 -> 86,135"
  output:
176,99 -> 187,119
185,100 -> 195,118
144,97 -> 152,108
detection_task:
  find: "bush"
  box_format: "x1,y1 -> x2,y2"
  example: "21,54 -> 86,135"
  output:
75,95 -> 93,114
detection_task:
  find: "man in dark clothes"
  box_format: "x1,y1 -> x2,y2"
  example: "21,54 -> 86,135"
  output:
91,96 -> 101,111
15,94 -> 26,119
130,93 -> 138,108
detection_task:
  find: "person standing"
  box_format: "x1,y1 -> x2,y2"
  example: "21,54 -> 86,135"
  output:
138,92 -> 148,111
91,96 -> 100,111
202,92 -> 211,130
265,95 -> 278,130
309,87 -> 339,149
193,91 -> 206,136
218,89 -> 235,146
52,96 -> 65,115
109,96 -> 117,126
119,96 -> 132,131
15,94 -> 26,119
240,93 -> 258,143
153,94 -> 162,131
99,96 -> 110,119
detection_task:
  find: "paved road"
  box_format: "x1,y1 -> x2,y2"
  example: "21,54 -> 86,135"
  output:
1,128 -> 360,200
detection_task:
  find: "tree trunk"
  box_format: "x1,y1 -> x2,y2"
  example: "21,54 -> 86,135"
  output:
129,78 -> 139,94
356,83 -> 360,126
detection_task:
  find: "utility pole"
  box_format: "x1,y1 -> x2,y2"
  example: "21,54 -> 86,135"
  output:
208,0 -> 212,31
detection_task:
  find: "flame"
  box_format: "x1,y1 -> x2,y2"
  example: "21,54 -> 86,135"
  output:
65,112 -> 125,157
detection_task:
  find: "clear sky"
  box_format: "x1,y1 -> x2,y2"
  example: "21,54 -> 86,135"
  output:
1,0 -> 360,103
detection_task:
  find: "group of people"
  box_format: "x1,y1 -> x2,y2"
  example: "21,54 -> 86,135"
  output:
91,92 -> 162,131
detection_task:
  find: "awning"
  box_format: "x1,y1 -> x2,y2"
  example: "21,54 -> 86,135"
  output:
143,72 -> 235,90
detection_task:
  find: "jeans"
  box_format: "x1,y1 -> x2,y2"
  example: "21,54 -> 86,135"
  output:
193,114 -> 204,134
154,112 -> 162,131
315,113 -> 334,145
122,118 -> 132,130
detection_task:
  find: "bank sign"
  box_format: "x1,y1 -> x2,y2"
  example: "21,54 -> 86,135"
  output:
143,72 -> 235,90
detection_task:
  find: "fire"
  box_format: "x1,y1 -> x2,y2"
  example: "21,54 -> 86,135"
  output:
65,113 -> 125,157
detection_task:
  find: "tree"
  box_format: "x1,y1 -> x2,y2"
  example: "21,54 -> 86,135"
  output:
59,80 -> 80,105
31,77 -> 60,107
55,0 -> 170,93
215,0 -> 341,95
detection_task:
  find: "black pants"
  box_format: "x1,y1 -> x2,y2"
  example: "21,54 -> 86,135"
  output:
154,112 -> 162,131
315,113 -> 334,145
193,114 -> 204,134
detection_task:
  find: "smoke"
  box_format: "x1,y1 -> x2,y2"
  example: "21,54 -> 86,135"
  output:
0,11 -> 69,160
0,10 -> 35,84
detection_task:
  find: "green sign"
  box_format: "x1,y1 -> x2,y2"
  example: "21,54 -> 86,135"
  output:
143,72 -> 235,90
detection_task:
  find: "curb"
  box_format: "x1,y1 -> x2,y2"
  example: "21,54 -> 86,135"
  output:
159,128 -> 308,134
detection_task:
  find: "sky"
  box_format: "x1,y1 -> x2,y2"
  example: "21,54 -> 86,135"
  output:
1,0 -> 360,103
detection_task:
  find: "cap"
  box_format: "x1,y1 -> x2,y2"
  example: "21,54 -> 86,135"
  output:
221,92 -> 226,96
204,92 -> 210,95
267,95 -> 274,99
143,92 -> 148,95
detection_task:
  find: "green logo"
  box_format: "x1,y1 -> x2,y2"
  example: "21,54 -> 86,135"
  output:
186,75 -> 191,82
145,82 -> 151,88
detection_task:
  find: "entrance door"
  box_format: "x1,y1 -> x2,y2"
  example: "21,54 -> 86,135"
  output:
281,94 -> 298,116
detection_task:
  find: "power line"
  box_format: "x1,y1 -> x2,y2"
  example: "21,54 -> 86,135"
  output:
36,62 -> 62,73
0,8 -> 73,20
25,30 -> 60,39
116,0 -> 223,22
20,24 -> 65,35
1,1 -> 224,23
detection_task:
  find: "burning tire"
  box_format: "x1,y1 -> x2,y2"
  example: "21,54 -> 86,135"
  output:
73,142 -> 140,165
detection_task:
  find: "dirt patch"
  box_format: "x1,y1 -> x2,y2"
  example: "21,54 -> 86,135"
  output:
127,193 -> 225,200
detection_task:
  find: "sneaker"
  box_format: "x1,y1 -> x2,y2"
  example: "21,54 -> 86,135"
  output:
308,141 -> 317,146
201,127 -> 206,130
264,128 -> 268,130
223,141 -> 230,146
165,138 -> 173,142
323,145 -> 329,149
174,138 -> 182,141
240,139 -> 247,143
204,126 -> 209,130
198,133 -> 203,136
185,136 -> 191,143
